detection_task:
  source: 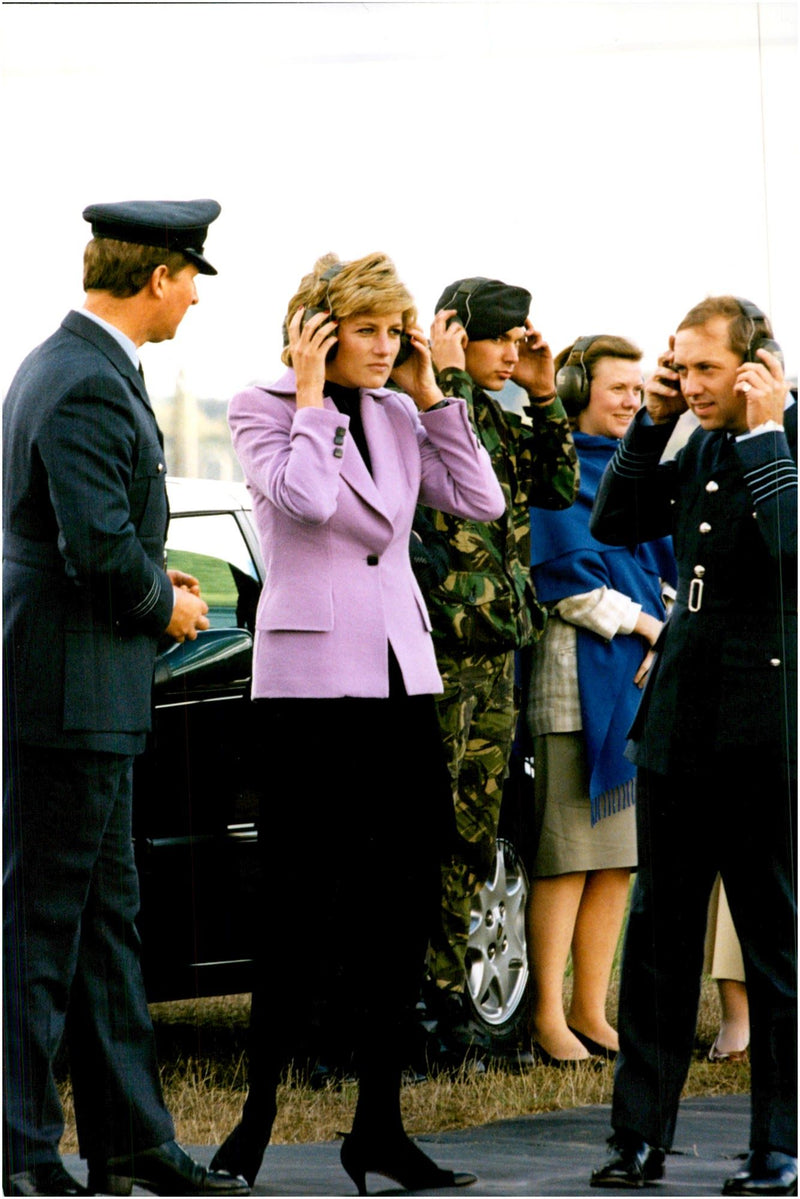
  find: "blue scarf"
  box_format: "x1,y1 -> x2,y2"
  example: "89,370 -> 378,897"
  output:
530,432 -> 676,823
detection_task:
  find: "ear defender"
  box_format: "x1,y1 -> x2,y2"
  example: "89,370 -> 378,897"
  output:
735,297 -> 784,370
555,335 -> 601,412
282,263 -> 345,355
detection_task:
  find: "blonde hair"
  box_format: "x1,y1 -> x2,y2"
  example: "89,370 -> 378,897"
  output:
281,252 -> 416,366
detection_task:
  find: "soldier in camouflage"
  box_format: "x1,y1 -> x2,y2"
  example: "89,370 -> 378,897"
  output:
414,278 -> 579,1050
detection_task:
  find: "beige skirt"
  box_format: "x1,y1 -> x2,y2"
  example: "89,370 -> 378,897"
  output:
531,732 -> 638,878
703,875 -> 745,981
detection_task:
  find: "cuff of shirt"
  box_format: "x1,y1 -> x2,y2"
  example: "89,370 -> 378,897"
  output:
736,420 -> 784,441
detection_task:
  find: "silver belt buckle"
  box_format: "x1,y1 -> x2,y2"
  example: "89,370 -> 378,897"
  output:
688,578 -> 704,612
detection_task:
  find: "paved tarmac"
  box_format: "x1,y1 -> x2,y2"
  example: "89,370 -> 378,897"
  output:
64,1094 -> 752,1197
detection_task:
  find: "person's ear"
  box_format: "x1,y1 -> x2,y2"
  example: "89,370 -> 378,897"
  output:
148,264 -> 170,298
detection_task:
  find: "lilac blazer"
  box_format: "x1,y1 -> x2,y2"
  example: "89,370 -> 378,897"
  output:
229,370 -> 505,698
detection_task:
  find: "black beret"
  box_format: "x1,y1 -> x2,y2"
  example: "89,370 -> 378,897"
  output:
435,276 -> 531,342
82,199 -> 221,275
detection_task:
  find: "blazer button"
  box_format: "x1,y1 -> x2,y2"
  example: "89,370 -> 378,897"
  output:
770,658 -> 781,667
705,480 -> 719,492
334,432 -> 345,445
693,565 -> 705,578
698,522 -> 711,533
367,554 -> 379,566
157,462 -> 164,472
333,447 -> 344,458
336,426 -> 347,437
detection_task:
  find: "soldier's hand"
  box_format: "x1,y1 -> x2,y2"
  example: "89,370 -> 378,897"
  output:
514,321 -> 556,400
165,585 -> 209,643
429,309 -> 467,373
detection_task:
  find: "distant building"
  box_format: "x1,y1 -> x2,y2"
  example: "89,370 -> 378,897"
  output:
154,372 -> 243,482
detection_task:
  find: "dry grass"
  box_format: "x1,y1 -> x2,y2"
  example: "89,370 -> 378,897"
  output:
56,973 -> 750,1153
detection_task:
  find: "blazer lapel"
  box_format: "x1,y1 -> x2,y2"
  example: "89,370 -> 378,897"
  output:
360,392 -> 410,526
62,311 -> 153,412
328,393 -> 393,526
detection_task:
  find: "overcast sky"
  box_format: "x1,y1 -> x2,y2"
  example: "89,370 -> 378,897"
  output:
1,1 -> 797,402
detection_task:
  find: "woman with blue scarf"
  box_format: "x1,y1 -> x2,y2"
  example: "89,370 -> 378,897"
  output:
526,336 -> 677,1064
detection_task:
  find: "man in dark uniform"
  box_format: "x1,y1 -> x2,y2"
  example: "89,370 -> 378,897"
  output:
588,296 -> 796,1196
3,201 -> 249,1196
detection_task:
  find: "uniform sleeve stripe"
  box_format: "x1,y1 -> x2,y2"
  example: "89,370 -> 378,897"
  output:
743,457 -> 798,503
126,570 -> 161,618
748,455 -> 796,498
611,442 -> 664,478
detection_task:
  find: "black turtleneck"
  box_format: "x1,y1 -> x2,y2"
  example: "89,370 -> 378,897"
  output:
326,381 -> 373,476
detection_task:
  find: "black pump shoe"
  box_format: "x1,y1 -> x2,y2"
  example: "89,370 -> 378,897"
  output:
568,1026 -> 618,1060
210,1120 -> 273,1190
88,1140 -> 249,1196
340,1131 -> 477,1196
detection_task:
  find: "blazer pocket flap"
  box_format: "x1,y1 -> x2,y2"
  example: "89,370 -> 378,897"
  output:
257,584 -> 334,632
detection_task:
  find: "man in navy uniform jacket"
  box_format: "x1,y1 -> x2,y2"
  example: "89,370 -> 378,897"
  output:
3,201 -> 249,1196
588,296 -> 796,1197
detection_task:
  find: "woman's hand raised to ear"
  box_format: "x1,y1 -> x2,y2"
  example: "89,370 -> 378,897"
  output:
289,306 -> 338,408
388,324 -> 450,412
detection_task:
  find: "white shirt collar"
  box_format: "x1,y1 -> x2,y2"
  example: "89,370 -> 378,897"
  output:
77,308 -> 140,370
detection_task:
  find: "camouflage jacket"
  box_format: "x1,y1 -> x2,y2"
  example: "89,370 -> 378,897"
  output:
414,368 -> 579,654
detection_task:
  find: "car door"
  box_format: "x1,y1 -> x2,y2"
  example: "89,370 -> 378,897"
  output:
133,506 -> 264,1000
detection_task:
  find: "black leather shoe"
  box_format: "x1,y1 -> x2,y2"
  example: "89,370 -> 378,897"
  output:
4,1163 -> 88,1195
591,1134 -> 666,1188
722,1150 -> 798,1195
87,1140 -> 250,1196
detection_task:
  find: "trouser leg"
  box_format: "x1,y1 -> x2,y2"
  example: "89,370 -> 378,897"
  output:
66,755 -> 173,1161
431,651 -> 516,992
718,755 -> 797,1156
4,744 -> 94,1173
3,745 -> 171,1174
611,767 -> 718,1150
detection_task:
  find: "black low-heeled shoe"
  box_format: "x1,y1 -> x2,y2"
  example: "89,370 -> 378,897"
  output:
568,1027 -> 619,1060
531,1040 -> 604,1070
340,1131 -> 477,1196
210,1121 -> 272,1189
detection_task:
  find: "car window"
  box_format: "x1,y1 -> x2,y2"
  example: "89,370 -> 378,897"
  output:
166,513 -> 260,632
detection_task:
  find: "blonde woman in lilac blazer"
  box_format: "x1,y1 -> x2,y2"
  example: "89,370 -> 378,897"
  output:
212,253 -> 503,1195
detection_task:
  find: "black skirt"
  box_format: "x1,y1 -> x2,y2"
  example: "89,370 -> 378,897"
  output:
250,650 -> 454,1052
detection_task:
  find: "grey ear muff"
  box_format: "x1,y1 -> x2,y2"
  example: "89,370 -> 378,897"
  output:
555,335 -> 601,411
282,264 -> 346,353
735,297 -> 784,370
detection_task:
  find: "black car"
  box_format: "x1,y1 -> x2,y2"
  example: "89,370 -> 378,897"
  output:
135,478 -> 534,1051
